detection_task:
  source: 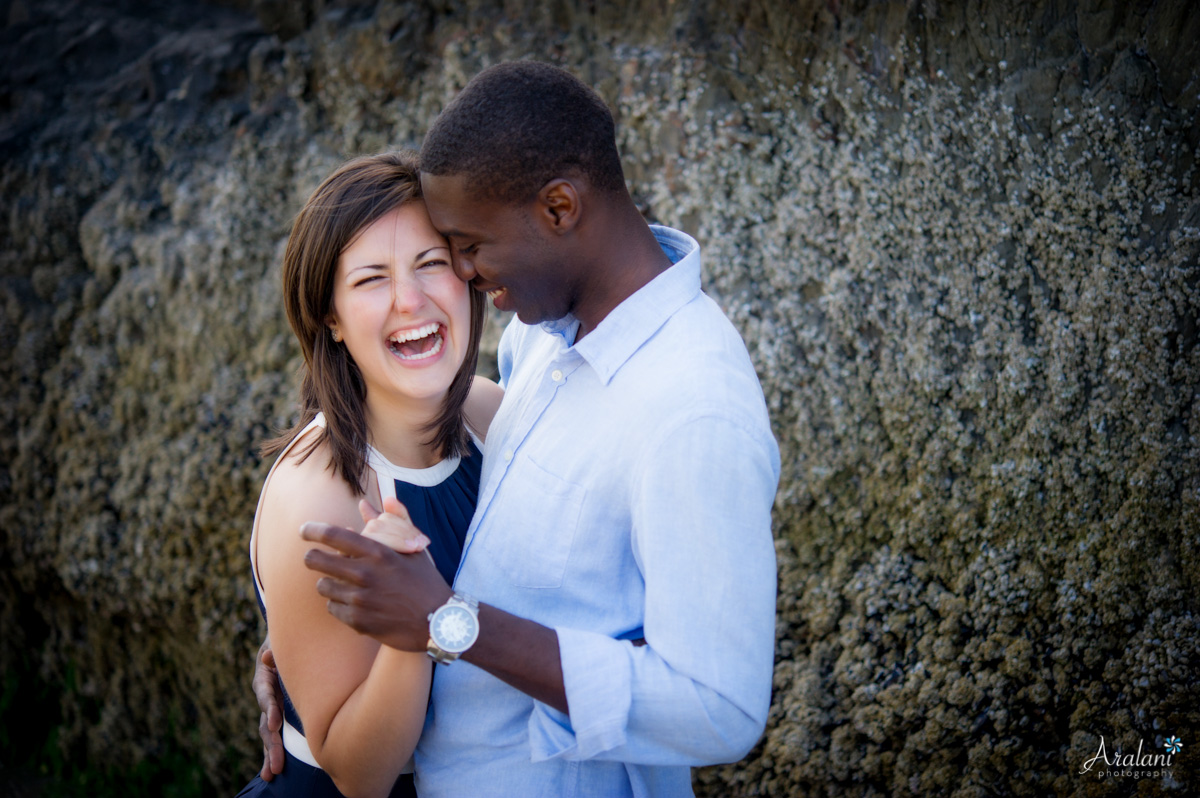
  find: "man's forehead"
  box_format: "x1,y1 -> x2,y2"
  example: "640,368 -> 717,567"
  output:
420,172 -> 470,201
421,173 -> 519,240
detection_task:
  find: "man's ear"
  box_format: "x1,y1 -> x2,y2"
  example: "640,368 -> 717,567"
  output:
537,178 -> 580,233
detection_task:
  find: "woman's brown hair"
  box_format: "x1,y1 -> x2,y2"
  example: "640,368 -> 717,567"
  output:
263,151 -> 486,494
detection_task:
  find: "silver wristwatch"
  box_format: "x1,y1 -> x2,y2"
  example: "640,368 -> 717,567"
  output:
426,592 -> 480,664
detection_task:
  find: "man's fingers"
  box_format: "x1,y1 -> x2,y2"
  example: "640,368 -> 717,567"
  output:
252,661 -> 276,694
267,700 -> 282,731
253,637 -> 285,780
303,547 -> 374,585
260,741 -> 284,780
312,573 -> 362,604
252,643 -> 281,715
258,710 -> 285,780
318,583 -> 379,635
323,595 -> 359,630
301,521 -> 386,557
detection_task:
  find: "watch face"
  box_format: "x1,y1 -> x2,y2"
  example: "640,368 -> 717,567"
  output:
431,604 -> 479,653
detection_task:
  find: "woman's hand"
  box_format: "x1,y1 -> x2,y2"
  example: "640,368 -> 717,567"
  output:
358,497 -> 430,553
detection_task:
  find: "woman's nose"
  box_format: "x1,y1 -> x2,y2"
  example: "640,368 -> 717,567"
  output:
391,276 -> 425,312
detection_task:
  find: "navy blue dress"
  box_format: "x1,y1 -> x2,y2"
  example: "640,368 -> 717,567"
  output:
239,435 -> 481,798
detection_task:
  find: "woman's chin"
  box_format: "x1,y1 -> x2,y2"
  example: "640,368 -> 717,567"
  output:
382,360 -> 464,404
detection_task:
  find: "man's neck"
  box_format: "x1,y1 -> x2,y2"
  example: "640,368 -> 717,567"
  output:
572,208 -> 673,341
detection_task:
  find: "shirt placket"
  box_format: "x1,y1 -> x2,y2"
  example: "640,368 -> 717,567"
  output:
456,347 -> 583,578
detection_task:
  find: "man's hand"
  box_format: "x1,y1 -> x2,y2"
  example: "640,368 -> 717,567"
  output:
304,519 -> 570,714
253,637 -> 285,781
301,522 -> 452,652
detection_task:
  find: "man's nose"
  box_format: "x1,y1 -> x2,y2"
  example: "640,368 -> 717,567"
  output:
451,252 -> 476,282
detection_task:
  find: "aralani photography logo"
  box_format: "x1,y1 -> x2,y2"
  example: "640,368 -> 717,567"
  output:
1079,733 -> 1183,780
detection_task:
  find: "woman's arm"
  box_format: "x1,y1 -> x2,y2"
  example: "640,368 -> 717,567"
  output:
256,440 -> 431,798
463,375 -> 504,442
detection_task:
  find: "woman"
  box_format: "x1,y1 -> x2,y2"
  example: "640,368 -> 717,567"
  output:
239,151 -> 502,798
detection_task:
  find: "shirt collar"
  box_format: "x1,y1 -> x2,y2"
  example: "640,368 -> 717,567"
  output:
540,225 -> 701,385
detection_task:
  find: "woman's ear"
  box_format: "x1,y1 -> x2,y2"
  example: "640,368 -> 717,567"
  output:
538,178 -> 580,233
326,316 -> 342,343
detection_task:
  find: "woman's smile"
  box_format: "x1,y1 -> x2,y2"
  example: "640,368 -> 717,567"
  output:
329,202 -> 472,409
387,322 -> 446,362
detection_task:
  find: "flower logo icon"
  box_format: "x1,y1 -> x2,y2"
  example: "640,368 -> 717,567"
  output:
1164,736 -> 1183,755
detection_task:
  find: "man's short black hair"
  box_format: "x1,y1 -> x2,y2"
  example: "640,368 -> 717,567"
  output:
420,61 -> 627,203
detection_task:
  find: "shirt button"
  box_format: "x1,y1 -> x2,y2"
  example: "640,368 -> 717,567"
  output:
503,450 -> 514,462
551,369 -> 563,382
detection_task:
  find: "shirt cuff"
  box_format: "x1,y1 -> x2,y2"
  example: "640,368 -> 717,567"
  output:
528,626 -> 631,762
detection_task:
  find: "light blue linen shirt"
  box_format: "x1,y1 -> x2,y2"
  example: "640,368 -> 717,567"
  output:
414,226 -> 780,797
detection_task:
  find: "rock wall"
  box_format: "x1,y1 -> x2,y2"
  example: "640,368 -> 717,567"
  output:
2,0 -> 1197,794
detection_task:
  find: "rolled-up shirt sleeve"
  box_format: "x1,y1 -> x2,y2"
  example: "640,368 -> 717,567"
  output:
529,409 -> 780,765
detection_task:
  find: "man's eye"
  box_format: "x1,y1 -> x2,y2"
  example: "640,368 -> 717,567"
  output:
458,244 -> 478,255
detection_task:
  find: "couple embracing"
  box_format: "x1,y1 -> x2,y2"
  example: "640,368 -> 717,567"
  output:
240,61 -> 779,798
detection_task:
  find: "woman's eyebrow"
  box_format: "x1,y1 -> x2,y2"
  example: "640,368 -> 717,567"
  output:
415,246 -> 451,260
345,262 -> 388,275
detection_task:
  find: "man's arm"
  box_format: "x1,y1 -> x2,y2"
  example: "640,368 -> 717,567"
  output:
527,410 -> 780,764
301,528 -> 570,713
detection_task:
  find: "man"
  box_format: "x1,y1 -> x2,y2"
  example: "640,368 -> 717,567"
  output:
256,61 -> 779,796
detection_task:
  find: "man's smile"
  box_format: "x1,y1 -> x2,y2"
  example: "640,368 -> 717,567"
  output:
473,279 -> 509,308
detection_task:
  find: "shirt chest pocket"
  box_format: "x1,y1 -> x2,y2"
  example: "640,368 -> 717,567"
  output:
486,455 -> 585,589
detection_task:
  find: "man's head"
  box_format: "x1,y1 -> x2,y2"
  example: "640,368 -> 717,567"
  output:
419,61 -> 631,327
420,60 -> 626,204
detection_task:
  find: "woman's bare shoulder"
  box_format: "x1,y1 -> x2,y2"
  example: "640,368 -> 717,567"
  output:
464,375 -> 504,441
265,427 -> 344,498
258,429 -> 362,560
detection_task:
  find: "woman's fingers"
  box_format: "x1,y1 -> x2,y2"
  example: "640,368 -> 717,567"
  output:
362,523 -> 430,553
358,498 -> 381,524
381,496 -> 412,522
358,499 -> 428,553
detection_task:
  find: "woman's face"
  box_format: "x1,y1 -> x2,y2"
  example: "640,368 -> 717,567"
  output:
327,201 -> 471,413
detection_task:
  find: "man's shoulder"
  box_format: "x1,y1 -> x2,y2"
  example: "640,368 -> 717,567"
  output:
644,292 -> 755,375
623,294 -> 771,421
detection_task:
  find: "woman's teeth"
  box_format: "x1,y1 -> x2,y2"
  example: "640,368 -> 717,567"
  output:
387,323 -> 444,361
390,322 -> 439,343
